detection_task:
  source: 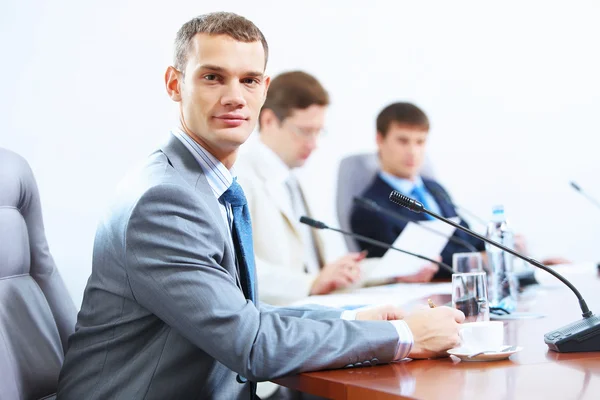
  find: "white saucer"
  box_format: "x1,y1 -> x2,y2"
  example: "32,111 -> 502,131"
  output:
447,345 -> 523,362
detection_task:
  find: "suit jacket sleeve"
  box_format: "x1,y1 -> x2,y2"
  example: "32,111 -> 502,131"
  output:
259,302 -> 343,319
125,183 -> 399,381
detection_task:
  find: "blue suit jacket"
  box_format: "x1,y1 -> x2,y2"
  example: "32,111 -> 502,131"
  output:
350,175 -> 485,278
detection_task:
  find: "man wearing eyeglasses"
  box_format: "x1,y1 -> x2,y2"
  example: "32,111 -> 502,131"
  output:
236,71 -> 368,307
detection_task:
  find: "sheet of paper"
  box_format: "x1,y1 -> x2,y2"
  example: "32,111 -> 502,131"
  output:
291,282 -> 453,309
366,217 -> 459,281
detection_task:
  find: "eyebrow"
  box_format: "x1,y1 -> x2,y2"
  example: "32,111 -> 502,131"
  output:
198,64 -> 264,78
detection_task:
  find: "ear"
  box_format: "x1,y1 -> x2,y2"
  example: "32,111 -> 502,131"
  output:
262,75 -> 271,104
165,66 -> 182,102
376,131 -> 385,148
259,108 -> 278,129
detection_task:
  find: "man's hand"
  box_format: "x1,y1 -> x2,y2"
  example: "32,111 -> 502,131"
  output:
404,306 -> 464,359
355,304 -> 405,321
541,257 -> 572,266
395,262 -> 439,283
513,235 -> 571,266
310,251 -> 367,295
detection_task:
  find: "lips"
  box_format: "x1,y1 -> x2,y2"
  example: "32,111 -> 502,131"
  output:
214,114 -> 248,127
214,114 -> 248,121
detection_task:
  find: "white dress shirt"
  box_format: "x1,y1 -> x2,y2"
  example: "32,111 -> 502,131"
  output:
254,139 -> 322,274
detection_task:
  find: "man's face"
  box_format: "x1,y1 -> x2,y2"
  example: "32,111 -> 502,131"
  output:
260,105 -> 327,169
377,122 -> 429,180
166,33 -> 269,160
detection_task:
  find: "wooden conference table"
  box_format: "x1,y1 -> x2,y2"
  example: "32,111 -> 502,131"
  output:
274,263 -> 600,400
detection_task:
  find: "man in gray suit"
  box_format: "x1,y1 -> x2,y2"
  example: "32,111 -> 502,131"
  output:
57,12 -> 464,399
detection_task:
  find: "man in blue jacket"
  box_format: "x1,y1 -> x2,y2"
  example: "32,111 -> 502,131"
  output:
350,102 -> 485,278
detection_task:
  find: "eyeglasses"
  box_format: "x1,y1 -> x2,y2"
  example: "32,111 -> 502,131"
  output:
284,121 -> 327,141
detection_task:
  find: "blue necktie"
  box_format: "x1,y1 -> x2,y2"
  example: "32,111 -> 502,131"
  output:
220,180 -> 257,304
410,185 -> 434,220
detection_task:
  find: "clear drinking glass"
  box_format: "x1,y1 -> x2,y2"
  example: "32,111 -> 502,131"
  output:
452,271 -> 490,322
453,252 -> 484,274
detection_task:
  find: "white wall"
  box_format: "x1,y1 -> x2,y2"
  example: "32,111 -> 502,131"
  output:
2,0 -> 600,306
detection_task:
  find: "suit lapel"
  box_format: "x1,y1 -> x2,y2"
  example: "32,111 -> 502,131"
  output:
296,184 -> 325,267
265,181 -> 301,237
247,145 -> 302,239
159,134 -> 240,284
423,180 -> 455,218
374,175 -> 427,222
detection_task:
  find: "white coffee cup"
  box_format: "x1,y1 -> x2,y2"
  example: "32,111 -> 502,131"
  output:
459,321 -> 504,351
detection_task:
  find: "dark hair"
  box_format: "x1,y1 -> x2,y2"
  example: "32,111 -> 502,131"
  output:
174,12 -> 269,72
260,71 -> 329,123
376,102 -> 430,136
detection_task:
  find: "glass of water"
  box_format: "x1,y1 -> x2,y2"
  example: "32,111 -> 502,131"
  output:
453,252 -> 484,274
452,271 -> 490,322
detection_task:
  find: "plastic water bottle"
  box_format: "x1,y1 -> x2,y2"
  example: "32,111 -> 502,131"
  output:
485,205 -> 518,312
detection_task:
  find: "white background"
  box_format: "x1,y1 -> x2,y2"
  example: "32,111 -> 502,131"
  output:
2,0 -> 600,306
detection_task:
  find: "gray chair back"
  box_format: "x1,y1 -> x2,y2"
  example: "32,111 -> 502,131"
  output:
0,148 -> 77,399
336,152 -> 435,251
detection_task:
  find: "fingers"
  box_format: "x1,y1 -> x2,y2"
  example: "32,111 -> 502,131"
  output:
426,263 -> 439,272
353,250 -> 368,261
336,254 -> 360,264
387,306 -> 405,320
449,332 -> 461,349
340,267 -> 360,283
437,306 -> 466,323
542,257 -> 571,266
453,309 -> 466,323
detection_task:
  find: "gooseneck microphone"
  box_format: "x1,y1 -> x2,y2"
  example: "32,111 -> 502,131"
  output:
353,197 -> 478,253
570,181 -> 600,212
389,190 -> 600,353
427,186 -> 487,226
299,216 -> 453,275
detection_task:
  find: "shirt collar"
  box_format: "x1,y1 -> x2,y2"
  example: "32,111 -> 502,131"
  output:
378,171 -> 424,195
254,137 -> 293,184
171,127 -> 235,199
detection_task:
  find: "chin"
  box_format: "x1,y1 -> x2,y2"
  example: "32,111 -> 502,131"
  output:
293,158 -> 308,168
216,127 -> 253,145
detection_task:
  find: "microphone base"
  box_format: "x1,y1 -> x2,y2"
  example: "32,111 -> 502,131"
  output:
545,315 -> 600,352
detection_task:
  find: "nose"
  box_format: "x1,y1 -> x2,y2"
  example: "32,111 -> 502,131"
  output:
407,143 -> 419,158
305,135 -> 319,151
220,81 -> 247,108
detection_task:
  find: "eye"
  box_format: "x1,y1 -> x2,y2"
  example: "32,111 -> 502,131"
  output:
203,74 -> 221,82
242,78 -> 260,85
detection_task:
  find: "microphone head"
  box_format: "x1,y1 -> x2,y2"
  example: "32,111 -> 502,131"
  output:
570,181 -> 582,192
299,216 -> 328,230
389,191 -> 424,213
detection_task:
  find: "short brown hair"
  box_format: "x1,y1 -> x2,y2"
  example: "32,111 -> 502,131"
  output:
260,71 -> 330,123
376,102 -> 430,137
174,12 -> 269,72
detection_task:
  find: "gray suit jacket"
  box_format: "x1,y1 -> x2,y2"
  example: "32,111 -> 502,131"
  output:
57,135 -> 400,400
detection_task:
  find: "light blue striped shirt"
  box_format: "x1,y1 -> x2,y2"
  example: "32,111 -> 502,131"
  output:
172,129 -> 413,360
